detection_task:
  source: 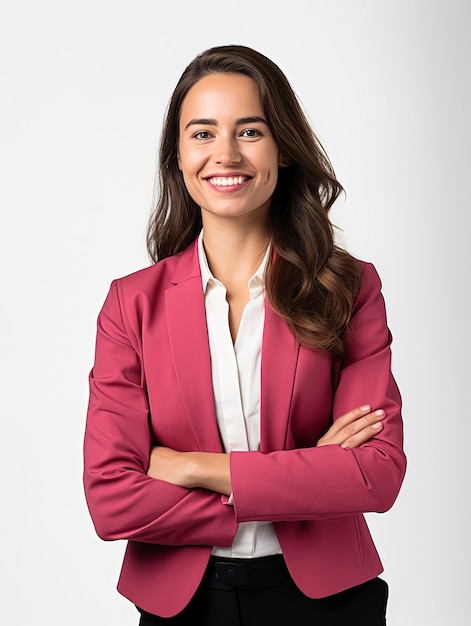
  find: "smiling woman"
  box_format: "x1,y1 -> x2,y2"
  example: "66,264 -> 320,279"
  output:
83,45 -> 405,625
177,73 -> 283,229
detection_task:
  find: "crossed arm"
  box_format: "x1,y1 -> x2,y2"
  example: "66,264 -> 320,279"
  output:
147,405 -> 385,496
84,263 -> 405,543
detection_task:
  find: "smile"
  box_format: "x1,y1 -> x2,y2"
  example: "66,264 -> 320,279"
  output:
206,176 -> 250,187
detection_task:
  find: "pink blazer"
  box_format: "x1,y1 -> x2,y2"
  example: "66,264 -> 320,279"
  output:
83,239 -> 406,618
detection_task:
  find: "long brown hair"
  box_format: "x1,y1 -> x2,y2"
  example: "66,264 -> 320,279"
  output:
147,45 -> 362,356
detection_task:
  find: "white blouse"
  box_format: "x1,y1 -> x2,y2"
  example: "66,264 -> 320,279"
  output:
198,233 -> 282,558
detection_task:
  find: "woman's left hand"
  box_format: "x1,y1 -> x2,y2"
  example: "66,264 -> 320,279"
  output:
316,405 -> 384,448
147,446 -> 232,496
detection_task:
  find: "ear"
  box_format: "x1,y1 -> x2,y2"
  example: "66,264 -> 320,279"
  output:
278,153 -> 291,167
177,153 -> 182,170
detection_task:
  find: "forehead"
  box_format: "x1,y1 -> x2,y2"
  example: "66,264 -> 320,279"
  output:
179,73 -> 263,125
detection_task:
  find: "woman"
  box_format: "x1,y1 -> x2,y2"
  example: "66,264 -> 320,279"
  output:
83,45 -> 406,625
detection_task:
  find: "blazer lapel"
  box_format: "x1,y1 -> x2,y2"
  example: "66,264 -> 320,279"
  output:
164,241 -> 301,454
165,243 -> 223,453
260,302 -> 300,452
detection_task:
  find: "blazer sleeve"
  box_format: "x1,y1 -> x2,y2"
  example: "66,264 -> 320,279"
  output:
230,263 -> 406,522
83,280 -> 238,545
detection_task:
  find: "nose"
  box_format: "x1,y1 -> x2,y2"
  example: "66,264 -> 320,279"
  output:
212,134 -> 241,165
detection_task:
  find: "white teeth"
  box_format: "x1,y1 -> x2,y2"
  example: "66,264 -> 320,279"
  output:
208,176 -> 246,186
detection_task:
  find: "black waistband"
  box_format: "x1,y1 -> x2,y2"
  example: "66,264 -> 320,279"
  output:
205,555 -> 292,590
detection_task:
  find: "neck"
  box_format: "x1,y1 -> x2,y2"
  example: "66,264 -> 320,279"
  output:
201,218 -> 270,288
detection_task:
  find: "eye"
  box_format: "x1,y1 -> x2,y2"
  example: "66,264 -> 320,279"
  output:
192,130 -> 213,140
240,128 -> 263,138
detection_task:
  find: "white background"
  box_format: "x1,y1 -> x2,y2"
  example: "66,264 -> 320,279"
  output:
1,1 -> 469,624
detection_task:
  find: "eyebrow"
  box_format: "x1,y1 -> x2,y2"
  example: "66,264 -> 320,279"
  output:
183,116 -> 269,131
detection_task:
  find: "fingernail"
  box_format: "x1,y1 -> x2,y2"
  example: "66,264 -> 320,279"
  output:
375,410 -> 385,417
360,405 -> 371,411
372,422 -> 383,429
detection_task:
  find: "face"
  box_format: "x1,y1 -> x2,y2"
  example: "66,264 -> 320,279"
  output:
178,73 -> 285,227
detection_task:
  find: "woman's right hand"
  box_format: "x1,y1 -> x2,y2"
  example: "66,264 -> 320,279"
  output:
316,405 -> 384,449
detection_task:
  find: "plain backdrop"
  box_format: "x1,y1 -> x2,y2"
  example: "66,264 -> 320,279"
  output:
1,1 -> 469,624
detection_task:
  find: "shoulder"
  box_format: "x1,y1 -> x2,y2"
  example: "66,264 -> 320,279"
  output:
116,258 -> 176,293
114,240 -> 199,298
98,241 -> 200,324
358,259 -> 381,287
352,260 -> 383,309
343,259 -> 390,361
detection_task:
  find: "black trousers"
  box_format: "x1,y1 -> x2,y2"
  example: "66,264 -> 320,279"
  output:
137,555 -> 388,626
